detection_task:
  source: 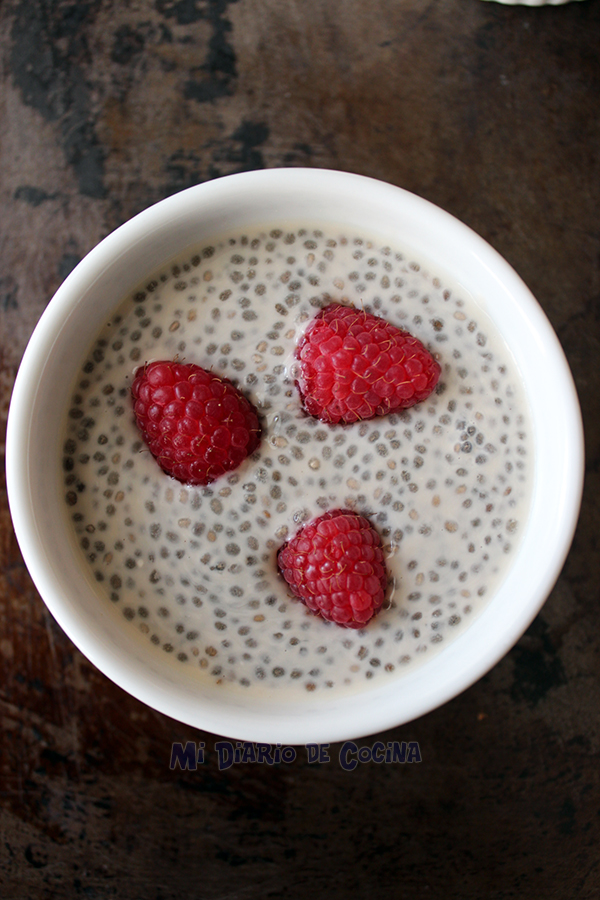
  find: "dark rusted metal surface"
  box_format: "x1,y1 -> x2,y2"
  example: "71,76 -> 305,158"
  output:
1,1 -> 599,897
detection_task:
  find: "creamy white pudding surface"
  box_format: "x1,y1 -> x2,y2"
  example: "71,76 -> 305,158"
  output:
62,224 -> 533,697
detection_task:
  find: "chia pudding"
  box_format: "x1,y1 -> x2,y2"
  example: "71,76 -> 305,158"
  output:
61,224 -> 533,696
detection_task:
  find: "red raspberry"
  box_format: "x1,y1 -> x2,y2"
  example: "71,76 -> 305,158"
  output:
277,509 -> 388,629
296,303 -> 441,424
131,360 -> 261,485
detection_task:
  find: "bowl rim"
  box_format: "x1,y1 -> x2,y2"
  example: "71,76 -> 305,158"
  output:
6,168 -> 585,744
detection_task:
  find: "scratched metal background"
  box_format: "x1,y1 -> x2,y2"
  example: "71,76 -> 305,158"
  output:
1,1 -> 599,897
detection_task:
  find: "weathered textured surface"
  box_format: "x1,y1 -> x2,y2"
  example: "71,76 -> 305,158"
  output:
1,0 -> 599,897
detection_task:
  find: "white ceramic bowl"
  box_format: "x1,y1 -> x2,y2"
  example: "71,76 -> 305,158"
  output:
7,169 -> 584,744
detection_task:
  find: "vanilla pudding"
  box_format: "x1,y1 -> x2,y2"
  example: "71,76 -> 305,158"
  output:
61,224 -> 533,696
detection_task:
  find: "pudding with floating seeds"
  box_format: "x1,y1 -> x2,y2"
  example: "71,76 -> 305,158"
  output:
61,225 -> 533,696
